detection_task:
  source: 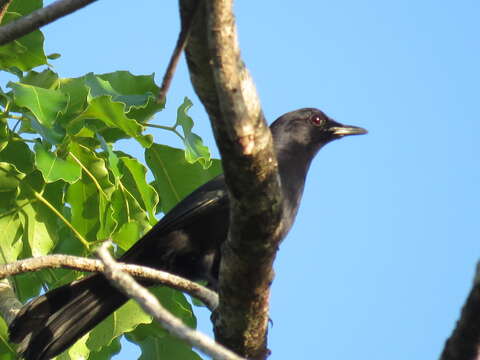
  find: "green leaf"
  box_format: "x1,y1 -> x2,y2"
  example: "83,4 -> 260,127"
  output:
21,68 -> 59,88
0,120 -> 8,153
126,287 -> 200,360
97,194 -> 117,240
7,0 -> 42,15
145,144 -> 222,213
112,221 -> 142,252
57,77 -> 89,124
0,162 -> 23,209
0,208 -> 23,264
109,185 -> 150,241
9,82 -> 68,126
68,142 -> 115,197
9,82 -> 67,143
175,97 -> 212,168
0,139 -> 35,173
66,175 -> 99,243
85,72 -> 156,112
34,142 -> 81,183
18,201 -> 55,257
97,134 -> 121,179
95,71 -> 164,122
86,299 -> 152,352
47,53 -> 61,60
88,337 -> 122,360
0,201 -> 41,303
119,157 -> 158,224
0,317 -> 16,359
70,95 -> 153,147
134,333 -> 202,360
16,171 -> 64,258
0,11 -> 48,71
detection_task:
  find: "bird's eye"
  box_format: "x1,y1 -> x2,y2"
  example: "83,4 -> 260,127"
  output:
309,114 -> 324,126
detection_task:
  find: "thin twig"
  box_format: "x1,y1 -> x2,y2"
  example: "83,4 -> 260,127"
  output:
0,0 -> 98,46
157,0 -> 202,104
96,242 -> 243,360
0,254 -> 218,311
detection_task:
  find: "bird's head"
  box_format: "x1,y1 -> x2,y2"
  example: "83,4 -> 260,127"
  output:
270,108 -> 367,156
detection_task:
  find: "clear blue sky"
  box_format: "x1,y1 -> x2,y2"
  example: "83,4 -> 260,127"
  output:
38,0 -> 480,359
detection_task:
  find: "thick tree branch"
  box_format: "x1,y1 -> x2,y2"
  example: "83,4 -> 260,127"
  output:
96,243 -> 244,360
0,0 -> 98,46
179,0 -> 221,121
440,262 -> 480,360
180,0 -> 284,358
0,254 -> 218,311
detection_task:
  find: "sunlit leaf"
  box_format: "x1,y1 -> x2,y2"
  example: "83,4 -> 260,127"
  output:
119,157 -> 158,224
9,82 -> 68,126
175,97 -> 212,168
88,337 -> 121,360
112,220 -> 142,252
21,68 -> 59,89
70,95 -> 153,147
0,162 -> 23,210
146,144 -> 222,213
126,287 -> 200,360
0,119 -> 8,152
34,142 -> 81,183
9,82 -> 67,143
86,300 -> 152,352
0,139 -> 35,173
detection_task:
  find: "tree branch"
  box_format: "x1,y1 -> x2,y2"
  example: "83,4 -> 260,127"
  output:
96,242 -> 244,360
0,254 -> 218,312
157,0 -> 201,104
440,262 -> 480,360
180,0 -> 284,358
0,0 -> 98,46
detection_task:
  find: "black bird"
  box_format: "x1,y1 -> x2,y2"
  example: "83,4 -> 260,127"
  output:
9,108 -> 366,360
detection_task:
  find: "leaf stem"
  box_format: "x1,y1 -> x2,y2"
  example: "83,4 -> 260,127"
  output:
33,190 -> 90,250
0,166 -> 90,250
68,151 -> 108,198
145,123 -> 185,141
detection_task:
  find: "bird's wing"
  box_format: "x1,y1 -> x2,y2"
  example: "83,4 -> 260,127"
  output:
120,174 -> 228,260
157,174 -> 228,232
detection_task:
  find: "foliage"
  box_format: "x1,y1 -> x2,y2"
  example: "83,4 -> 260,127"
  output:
0,0 -> 222,358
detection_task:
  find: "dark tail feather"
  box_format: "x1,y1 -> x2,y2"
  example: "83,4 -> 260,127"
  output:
9,274 -> 128,360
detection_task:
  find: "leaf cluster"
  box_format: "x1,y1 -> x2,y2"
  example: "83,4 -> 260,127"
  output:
0,1 -> 221,358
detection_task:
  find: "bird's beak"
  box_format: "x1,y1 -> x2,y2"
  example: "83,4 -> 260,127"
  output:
329,125 -> 368,137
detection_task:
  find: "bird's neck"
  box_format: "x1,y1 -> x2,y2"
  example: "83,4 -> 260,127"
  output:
276,142 -> 316,228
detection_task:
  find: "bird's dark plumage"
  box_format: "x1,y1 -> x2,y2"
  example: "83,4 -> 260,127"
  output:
9,108 -> 366,360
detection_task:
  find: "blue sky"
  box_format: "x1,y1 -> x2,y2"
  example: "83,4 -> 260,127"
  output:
37,0 -> 480,359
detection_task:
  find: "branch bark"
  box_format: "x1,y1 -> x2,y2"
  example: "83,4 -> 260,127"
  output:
440,262 -> 480,360
0,0 -> 98,46
180,1 -> 284,358
0,254 -> 218,312
96,243 -> 244,360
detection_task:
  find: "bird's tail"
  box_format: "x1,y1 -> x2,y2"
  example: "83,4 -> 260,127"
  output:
9,274 -> 128,360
